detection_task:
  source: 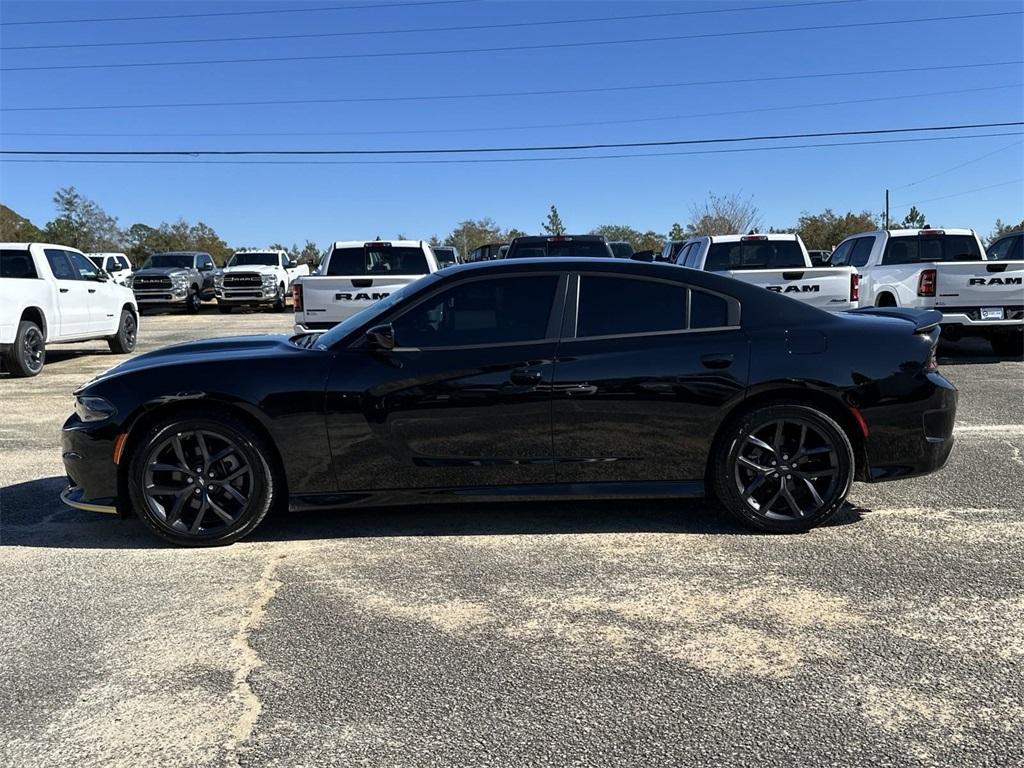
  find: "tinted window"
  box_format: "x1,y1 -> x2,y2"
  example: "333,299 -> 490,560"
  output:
229,252 -> 279,267
705,240 -> 806,271
609,242 -> 633,259
393,275 -> 559,348
690,290 -> 730,329
508,239 -> 612,258
987,234 -> 1021,261
44,249 -> 78,280
884,234 -> 983,264
828,240 -> 855,267
67,250 -> 100,279
577,276 -> 686,337
849,237 -> 875,267
685,243 -> 704,268
674,243 -> 692,265
88,256 -> 104,269
433,247 -> 457,266
327,244 -> 429,276
1,248 -> 38,279
144,253 -> 197,269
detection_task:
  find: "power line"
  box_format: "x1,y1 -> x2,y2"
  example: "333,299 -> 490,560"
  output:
890,139 -> 1024,190
4,59 -> 1019,113
4,122 -> 1020,157
890,179 -> 1023,212
0,1 -> 860,51
3,11 -> 1019,73
0,0 -> 476,27
4,132 -> 1020,167
3,83 -> 1018,140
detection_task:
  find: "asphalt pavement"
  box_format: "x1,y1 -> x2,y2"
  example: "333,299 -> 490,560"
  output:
1,305 -> 1021,768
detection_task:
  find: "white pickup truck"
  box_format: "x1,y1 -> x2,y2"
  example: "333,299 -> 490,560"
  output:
675,233 -> 859,312
1,243 -> 138,377
293,240 -> 439,332
86,252 -> 133,286
831,227 -> 1024,355
215,250 -> 310,313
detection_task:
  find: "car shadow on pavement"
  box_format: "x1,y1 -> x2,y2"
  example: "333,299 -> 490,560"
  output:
938,338 -> 1023,365
1,476 -> 866,549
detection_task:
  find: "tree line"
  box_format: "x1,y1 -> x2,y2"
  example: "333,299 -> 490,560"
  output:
2,188 -> 1020,267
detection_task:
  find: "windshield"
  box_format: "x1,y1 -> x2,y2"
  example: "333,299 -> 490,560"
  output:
229,252 -> 280,267
609,242 -> 634,258
87,256 -> 104,269
326,244 -> 430,276
143,253 -> 195,269
315,273 -> 441,349
705,240 -> 806,271
433,247 -> 457,266
883,234 -> 983,264
509,239 -> 612,258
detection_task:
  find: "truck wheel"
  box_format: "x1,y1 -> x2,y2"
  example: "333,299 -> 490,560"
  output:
991,333 -> 1024,358
218,305 -> 233,314
272,284 -> 286,313
107,308 -> 138,354
186,287 -> 201,314
4,320 -> 46,377
711,404 -> 854,533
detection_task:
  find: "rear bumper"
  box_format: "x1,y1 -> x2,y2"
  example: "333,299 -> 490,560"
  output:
61,414 -> 121,514
861,372 -> 958,482
937,305 -> 1024,328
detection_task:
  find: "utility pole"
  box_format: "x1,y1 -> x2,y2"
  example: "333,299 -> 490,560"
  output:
885,189 -> 890,229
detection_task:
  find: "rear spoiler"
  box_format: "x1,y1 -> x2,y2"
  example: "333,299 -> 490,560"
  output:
847,307 -> 942,333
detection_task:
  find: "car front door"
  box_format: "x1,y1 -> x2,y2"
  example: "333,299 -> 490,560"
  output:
43,249 -> 92,338
66,250 -> 120,334
324,272 -> 566,491
550,272 -> 749,484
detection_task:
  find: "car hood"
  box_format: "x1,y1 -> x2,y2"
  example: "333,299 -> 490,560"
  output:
79,335 -> 293,391
134,266 -> 193,276
222,264 -> 278,274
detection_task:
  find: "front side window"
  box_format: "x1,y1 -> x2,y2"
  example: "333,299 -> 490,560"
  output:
849,237 -> 875,267
327,244 -> 429,276
44,249 -> 78,280
393,275 -> 559,348
577,276 -> 687,337
1,248 -> 38,279
67,250 -> 100,279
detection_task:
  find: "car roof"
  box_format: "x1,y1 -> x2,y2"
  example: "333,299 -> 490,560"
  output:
331,240 -> 425,248
884,228 -> 976,237
511,235 -> 606,242
1,242 -> 84,252
691,233 -> 799,243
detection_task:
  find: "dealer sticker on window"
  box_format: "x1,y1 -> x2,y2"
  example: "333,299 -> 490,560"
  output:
981,307 -> 1004,321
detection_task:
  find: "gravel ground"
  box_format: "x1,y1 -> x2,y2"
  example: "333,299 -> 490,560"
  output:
1,305 -> 1021,768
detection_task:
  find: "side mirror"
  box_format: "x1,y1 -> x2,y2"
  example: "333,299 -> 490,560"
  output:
366,323 -> 395,351
288,259 -> 298,268
94,269 -> 110,281
199,263 -> 211,272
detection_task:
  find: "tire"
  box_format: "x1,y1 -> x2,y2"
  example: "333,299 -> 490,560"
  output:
107,308 -> 138,354
991,333 -> 1024,358
711,404 -> 854,533
127,411 -> 278,546
4,320 -> 45,377
272,283 -> 286,313
186,287 -> 201,314
218,304 -> 234,314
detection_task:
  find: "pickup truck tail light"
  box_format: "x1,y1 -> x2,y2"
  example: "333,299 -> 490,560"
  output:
850,273 -> 860,302
292,283 -> 303,312
917,269 -> 937,297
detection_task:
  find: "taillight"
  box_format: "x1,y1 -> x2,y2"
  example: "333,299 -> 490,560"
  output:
850,273 -> 860,302
917,269 -> 936,297
292,283 -> 303,312
926,345 -> 939,372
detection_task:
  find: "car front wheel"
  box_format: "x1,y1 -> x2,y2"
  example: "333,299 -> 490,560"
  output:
712,404 -> 854,533
186,287 -> 201,314
4,320 -> 45,377
127,412 -> 277,546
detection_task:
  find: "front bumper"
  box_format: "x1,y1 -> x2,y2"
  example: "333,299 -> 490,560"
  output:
861,372 -> 958,482
133,288 -> 190,304
61,415 -> 121,515
216,286 -> 280,304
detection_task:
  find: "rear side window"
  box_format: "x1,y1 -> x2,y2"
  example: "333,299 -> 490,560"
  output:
327,245 -> 429,276
883,234 -> 983,264
45,249 -> 78,280
1,249 -> 38,279
828,240 -> 855,267
393,275 -> 559,348
685,243 -> 703,268
704,240 -> 806,271
987,234 -> 1021,261
690,290 -> 730,329
848,237 -> 875,267
577,276 -> 687,337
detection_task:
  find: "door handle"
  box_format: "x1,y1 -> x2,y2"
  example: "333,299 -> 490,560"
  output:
88,288 -> 97,293
701,353 -> 734,369
510,369 -> 543,385
59,288 -> 69,293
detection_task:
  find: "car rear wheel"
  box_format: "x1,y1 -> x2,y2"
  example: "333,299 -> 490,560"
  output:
107,308 -> 137,354
712,404 -> 854,533
5,320 -> 45,377
127,412 -> 277,546
186,287 -> 201,314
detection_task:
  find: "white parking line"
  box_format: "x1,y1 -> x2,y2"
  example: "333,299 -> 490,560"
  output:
954,425 -> 1024,436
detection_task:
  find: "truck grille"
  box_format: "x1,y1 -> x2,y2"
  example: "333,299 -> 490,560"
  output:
133,276 -> 172,290
224,273 -> 262,287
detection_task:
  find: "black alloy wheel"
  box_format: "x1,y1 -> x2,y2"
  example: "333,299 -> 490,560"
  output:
6,320 -> 46,377
713,404 -> 854,533
128,413 -> 276,546
187,287 -> 201,314
108,309 -> 137,354
272,283 -> 286,312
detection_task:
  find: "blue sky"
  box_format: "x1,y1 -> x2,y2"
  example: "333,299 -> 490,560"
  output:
1,0 -> 1022,248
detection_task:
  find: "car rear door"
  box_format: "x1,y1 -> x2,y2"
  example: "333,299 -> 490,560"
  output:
550,272 -> 749,484
43,249 -> 91,338
324,271 -> 566,490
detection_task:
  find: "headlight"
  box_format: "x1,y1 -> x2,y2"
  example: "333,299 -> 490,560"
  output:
126,275 -> 134,288
214,274 -> 224,286
75,396 -> 117,423
261,273 -> 277,285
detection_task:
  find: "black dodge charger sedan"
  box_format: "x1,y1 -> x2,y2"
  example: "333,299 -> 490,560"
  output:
61,258 -> 957,546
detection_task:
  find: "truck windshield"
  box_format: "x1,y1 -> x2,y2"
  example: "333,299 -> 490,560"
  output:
883,235 -> 983,264
87,256 -> 104,269
705,241 -> 806,271
433,247 -> 457,266
143,254 -> 195,269
229,253 -> 279,267
326,245 -> 429,276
